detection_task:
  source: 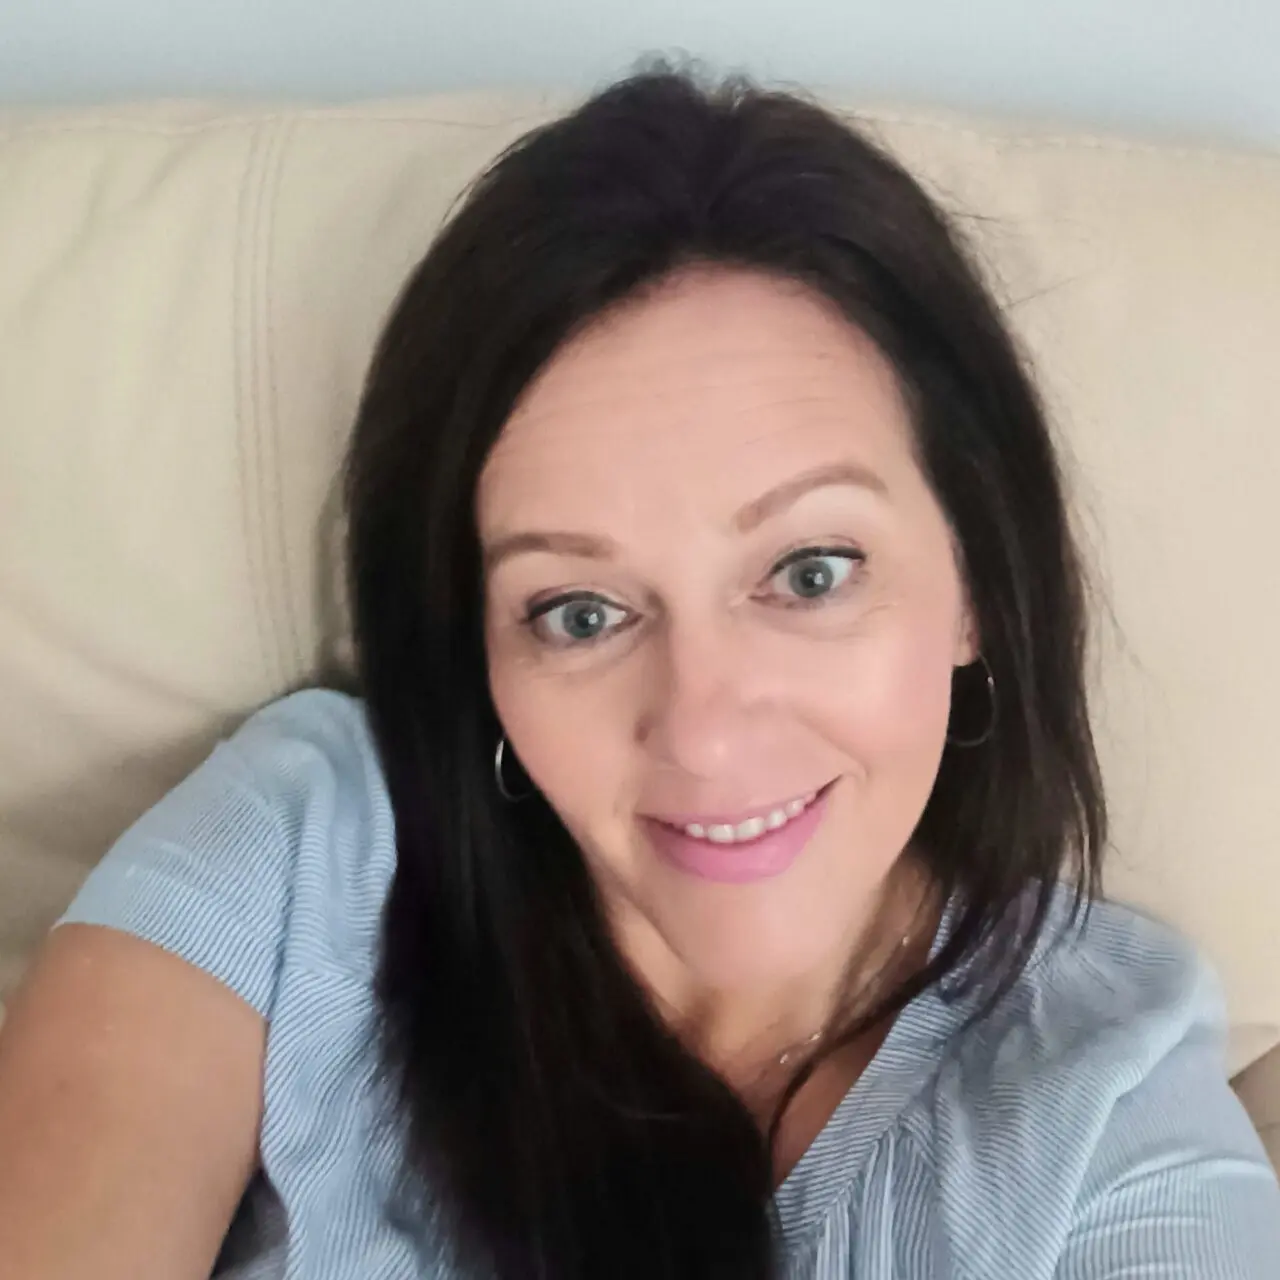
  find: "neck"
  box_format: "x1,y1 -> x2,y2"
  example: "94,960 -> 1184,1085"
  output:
666,969 -> 842,1085
624,861 -> 938,1099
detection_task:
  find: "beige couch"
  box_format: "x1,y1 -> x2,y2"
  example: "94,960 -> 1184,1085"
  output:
1,93 -> 1277,1166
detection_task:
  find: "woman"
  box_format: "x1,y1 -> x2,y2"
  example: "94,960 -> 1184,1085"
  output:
0,68 -> 1276,1279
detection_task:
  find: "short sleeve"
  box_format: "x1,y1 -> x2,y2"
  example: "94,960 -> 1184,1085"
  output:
1055,965 -> 1280,1279
57,688 -> 387,1020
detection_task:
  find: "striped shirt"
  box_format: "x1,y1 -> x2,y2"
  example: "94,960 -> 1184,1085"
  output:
60,689 -> 1280,1277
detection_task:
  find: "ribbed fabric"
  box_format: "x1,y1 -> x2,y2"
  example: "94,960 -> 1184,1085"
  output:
60,690 -> 1280,1278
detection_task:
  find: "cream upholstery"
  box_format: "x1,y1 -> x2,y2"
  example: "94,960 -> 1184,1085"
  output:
1236,1047 -> 1280,1171
1,95 -> 1278,1146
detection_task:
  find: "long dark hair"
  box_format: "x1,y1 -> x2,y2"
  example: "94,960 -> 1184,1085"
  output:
344,66 -> 1105,1279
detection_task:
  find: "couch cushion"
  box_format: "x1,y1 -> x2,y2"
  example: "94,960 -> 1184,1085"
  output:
1235,1044 -> 1280,1169
0,98 -> 1277,1086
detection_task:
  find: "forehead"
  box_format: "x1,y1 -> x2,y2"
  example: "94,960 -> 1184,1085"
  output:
477,269 -> 917,536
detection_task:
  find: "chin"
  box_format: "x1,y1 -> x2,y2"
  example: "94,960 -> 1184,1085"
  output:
581,807 -> 891,994
646,890 -> 851,993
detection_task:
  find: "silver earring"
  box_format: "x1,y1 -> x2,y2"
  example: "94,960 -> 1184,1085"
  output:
946,655 -> 996,748
494,736 -> 529,802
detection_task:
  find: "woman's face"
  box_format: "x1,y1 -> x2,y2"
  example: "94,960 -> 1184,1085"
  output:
479,268 -> 975,995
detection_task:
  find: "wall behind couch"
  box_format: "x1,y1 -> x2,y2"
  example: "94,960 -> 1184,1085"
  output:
0,0 -> 1276,145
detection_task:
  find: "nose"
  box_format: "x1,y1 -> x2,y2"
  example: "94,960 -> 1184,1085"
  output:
637,615 -> 765,780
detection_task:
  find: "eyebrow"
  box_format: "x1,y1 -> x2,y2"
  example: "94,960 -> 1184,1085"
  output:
484,529 -> 618,572
732,461 -> 888,534
484,461 -> 888,573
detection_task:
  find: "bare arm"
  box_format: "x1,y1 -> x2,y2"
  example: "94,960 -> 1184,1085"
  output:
0,924 -> 265,1279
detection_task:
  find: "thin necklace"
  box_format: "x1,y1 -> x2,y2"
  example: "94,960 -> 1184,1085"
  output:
774,930 -> 912,1068
776,1028 -> 825,1068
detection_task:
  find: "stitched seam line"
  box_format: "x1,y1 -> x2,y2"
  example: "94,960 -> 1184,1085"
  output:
0,101 -> 561,139
250,116 -> 293,688
843,107 -> 1280,169
234,121 -> 281,692
259,115 -> 305,679
1,104 -> 1276,171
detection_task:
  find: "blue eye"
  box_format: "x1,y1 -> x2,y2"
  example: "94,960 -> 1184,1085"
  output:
769,549 -> 862,602
528,594 -> 631,646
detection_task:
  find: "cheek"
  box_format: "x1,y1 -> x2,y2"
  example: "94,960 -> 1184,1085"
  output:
487,641 -> 633,830
807,601 -> 959,775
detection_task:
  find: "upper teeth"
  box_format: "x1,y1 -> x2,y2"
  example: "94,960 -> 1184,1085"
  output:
682,793 -> 816,844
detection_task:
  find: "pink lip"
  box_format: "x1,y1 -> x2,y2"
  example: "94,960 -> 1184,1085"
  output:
642,785 -> 832,885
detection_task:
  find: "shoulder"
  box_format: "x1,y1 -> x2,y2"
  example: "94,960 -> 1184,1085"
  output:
899,888 -> 1280,1272
979,892 -> 1222,1089
61,688 -> 396,1016
223,688 -> 397,964
222,686 -> 381,789
222,688 -> 393,885
127,686 -> 385,837
929,888 -> 1226,1139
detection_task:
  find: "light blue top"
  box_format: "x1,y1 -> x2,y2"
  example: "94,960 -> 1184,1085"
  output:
60,689 -> 1280,1278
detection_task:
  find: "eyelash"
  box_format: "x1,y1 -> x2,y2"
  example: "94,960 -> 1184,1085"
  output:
763,545 -> 866,610
523,591 -> 634,650
522,544 -> 867,649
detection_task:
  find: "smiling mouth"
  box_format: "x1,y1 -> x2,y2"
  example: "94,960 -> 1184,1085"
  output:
655,782 -> 833,846
643,781 -> 836,884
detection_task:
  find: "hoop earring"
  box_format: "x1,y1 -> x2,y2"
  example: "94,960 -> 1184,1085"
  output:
494,736 -> 530,802
946,655 -> 996,748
